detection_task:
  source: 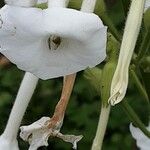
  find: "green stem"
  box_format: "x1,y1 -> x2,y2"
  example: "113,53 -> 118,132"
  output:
130,67 -> 149,102
121,100 -> 150,138
137,30 -> 150,62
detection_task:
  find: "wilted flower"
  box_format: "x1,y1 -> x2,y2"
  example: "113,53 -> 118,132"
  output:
130,123 -> 150,150
108,0 -> 145,105
20,117 -> 83,150
0,3 -> 107,80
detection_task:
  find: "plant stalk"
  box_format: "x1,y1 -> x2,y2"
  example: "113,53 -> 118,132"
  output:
121,100 -> 150,138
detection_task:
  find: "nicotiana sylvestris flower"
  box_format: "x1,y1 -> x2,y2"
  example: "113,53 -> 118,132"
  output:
108,0 -> 145,105
0,3 -> 107,80
19,0 -> 105,149
130,123 -> 150,150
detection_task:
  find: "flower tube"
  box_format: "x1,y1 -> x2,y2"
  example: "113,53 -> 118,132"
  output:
0,72 -> 38,150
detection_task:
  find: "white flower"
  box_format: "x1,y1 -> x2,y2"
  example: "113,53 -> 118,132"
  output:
0,5 -> 107,80
130,123 -> 150,150
108,0 -> 145,105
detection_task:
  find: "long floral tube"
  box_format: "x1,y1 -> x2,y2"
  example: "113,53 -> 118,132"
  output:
91,106 -> 111,150
0,72 -> 38,150
81,0 -> 97,12
109,0 -> 146,105
48,73 -> 76,128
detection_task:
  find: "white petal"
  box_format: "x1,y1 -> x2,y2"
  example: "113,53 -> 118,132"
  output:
0,136 -> 19,150
130,123 -> 150,150
0,6 -> 107,80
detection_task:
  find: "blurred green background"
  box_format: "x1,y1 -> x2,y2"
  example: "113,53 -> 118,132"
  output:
0,0 -> 149,150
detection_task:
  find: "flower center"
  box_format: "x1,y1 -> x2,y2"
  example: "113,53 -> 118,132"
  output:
48,36 -> 61,50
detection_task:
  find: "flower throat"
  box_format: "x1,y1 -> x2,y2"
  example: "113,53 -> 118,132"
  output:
48,36 -> 61,50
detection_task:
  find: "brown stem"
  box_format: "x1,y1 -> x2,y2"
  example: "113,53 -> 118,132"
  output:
0,56 -> 10,67
48,73 -> 76,128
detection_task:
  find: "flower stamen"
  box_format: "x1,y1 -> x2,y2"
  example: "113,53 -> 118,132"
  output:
48,35 -> 61,50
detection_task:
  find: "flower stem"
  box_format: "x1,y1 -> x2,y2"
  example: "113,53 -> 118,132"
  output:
91,105 -> 111,150
137,30 -> 150,62
81,0 -> 97,12
130,66 -> 149,102
48,0 -> 69,8
121,100 -> 150,138
2,73 -> 38,140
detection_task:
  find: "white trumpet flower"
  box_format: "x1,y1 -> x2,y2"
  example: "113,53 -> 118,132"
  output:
130,123 -> 150,150
0,0 -> 107,149
108,0 -> 145,105
0,2 -> 107,80
18,0 -> 107,149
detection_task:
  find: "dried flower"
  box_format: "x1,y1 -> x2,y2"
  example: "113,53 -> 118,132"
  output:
108,0 -> 145,105
20,117 -> 83,150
